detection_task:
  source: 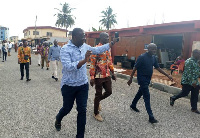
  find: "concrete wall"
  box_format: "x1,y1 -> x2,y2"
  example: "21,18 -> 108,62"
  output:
24,28 -> 66,39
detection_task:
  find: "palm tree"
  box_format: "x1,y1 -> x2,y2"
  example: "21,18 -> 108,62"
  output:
54,3 -> 75,37
99,6 -> 117,30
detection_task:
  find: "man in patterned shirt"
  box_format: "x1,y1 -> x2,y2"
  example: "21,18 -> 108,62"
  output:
90,32 -> 116,122
170,49 -> 200,114
18,41 -> 31,81
41,42 -> 49,70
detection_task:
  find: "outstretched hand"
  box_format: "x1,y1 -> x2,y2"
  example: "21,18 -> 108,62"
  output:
127,79 -> 132,86
168,75 -> 173,81
85,50 -> 92,62
90,79 -> 95,87
112,75 -> 117,81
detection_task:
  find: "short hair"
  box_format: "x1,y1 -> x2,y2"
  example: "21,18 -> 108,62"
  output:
72,28 -> 83,37
147,43 -> 157,49
192,49 -> 200,54
99,32 -> 108,38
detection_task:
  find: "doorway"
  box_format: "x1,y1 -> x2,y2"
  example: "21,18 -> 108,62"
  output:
154,34 -> 183,67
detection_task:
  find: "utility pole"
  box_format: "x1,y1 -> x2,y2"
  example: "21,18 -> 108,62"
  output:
35,15 -> 37,46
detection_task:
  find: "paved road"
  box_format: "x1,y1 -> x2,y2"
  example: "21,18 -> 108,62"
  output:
1,50 -> 200,138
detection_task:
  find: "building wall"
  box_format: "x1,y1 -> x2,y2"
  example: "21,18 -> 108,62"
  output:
10,36 -> 18,43
0,26 -> 9,41
24,28 -> 66,39
111,35 -> 152,60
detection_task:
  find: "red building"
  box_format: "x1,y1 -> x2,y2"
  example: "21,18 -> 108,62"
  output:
86,20 -> 200,68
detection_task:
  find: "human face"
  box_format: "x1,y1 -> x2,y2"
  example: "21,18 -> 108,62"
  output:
101,33 -> 109,44
148,46 -> 157,55
73,30 -> 86,47
193,50 -> 200,60
54,40 -> 58,46
23,41 -> 27,47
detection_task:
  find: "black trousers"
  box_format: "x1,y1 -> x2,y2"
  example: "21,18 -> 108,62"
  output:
3,52 -> 7,61
172,84 -> 199,110
20,63 -> 29,79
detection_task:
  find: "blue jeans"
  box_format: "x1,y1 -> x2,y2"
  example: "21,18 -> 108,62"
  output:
56,83 -> 89,138
131,83 -> 154,119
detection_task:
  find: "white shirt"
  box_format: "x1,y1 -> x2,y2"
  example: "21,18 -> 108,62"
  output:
8,43 -> 12,48
3,43 -> 8,52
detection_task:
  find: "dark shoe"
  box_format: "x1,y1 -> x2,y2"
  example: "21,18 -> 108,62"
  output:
170,97 -> 175,106
2,60 -> 4,62
55,120 -> 61,131
55,78 -> 58,81
41,67 -> 43,69
38,64 -> 40,66
47,68 -> 49,70
191,109 -> 200,114
26,79 -> 31,81
52,76 -> 55,79
130,105 -> 140,112
149,118 -> 158,124
20,77 -> 23,80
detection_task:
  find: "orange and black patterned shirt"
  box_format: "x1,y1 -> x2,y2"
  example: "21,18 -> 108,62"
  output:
89,43 -> 114,79
18,46 -> 31,63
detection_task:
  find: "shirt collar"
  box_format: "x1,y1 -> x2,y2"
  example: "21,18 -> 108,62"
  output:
191,56 -> 198,62
68,40 -> 84,49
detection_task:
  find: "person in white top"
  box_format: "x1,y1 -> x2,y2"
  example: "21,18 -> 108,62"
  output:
0,41 -> 2,58
8,41 -> 12,56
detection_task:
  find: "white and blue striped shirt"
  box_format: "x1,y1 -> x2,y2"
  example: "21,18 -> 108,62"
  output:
48,45 -> 61,61
60,40 -> 110,88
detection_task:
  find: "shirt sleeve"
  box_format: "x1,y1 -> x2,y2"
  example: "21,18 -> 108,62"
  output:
60,46 -> 79,71
48,47 -> 52,61
153,56 -> 159,68
108,51 -> 114,74
88,43 -> 110,55
186,60 -> 198,84
29,47 -> 31,58
18,47 -> 21,59
134,55 -> 143,69
89,54 -> 97,79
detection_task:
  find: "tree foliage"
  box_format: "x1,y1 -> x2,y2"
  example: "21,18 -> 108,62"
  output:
54,3 -> 75,36
99,6 -> 117,30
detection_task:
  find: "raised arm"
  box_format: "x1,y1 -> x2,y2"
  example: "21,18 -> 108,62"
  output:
60,47 -> 92,71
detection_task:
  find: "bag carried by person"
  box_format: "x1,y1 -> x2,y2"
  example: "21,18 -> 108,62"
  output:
21,47 -> 29,60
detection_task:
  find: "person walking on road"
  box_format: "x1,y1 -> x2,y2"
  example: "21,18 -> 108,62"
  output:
127,43 -> 173,124
54,28 -> 118,138
89,32 -> 116,122
8,41 -> 12,56
37,43 -> 42,66
48,39 -> 61,81
18,41 -> 31,81
170,49 -> 200,114
0,41 -> 2,58
41,42 -> 49,70
2,40 -> 8,62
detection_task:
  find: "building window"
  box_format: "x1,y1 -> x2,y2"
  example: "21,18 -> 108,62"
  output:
29,31 -> 30,35
33,31 -> 39,35
47,32 -> 52,37
24,32 -> 27,36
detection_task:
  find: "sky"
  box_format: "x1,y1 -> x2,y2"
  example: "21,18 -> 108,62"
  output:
1,0 -> 200,39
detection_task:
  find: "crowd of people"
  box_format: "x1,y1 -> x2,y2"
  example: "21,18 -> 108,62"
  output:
1,28 -> 200,138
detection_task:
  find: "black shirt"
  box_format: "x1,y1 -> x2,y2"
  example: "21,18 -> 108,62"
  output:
135,52 -> 159,85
